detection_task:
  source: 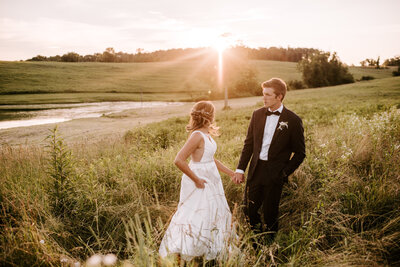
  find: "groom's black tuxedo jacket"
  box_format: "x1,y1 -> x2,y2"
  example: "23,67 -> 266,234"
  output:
237,106 -> 306,184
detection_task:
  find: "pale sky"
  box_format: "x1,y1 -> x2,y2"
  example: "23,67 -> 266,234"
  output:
0,0 -> 399,65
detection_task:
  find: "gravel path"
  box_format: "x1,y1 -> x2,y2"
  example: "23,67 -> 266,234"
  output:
0,96 -> 260,146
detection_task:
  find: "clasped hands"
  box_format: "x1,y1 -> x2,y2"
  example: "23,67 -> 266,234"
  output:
231,172 -> 245,185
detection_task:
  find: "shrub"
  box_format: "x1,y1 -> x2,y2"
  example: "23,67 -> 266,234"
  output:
287,79 -> 306,90
392,66 -> 400,76
360,75 -> 375,81
45,127 -> 76,218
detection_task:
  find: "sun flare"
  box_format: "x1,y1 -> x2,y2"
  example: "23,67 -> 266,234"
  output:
214,39 -> 228,54
212,33 -> 231,54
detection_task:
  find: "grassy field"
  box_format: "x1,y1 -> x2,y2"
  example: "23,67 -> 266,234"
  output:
1,77 -> 399,266
0,60 -> 395,105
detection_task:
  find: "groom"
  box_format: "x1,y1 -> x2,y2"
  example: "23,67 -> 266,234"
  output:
233,78 -> 305,239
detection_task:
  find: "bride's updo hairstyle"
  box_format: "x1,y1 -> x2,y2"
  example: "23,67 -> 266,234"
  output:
186,101 -> 219,136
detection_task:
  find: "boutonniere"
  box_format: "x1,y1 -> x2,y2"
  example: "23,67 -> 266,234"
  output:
278,121 -> 288,130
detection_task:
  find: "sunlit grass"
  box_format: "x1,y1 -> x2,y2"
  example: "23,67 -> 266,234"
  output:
1,77 -> 399,265
0,60 -> 395,105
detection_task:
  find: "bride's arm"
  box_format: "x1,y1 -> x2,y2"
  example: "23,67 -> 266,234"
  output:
214,159 -> 235,178
174,133 -> 207,189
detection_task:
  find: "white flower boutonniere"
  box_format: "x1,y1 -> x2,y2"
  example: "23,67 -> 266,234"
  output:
278,121 -> 288,130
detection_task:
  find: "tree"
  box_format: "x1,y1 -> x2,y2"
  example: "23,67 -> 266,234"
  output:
102,47 -> 115,62
48,55 -> 61,62
82,54 -> 96,62
298,51 -> 354,88
61,52 -> 80,62
366,58 -> 377,67
27,55 -> 47,61
384,56 -> 400,66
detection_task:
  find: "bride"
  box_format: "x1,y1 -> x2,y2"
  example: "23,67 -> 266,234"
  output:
159,101 -> 235,261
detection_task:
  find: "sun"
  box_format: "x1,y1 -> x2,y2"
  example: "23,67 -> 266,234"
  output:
214,39 -> 228,54
212,33 -> 232,54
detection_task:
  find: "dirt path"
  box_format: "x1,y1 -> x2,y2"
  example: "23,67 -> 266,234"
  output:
0,97 -> 260,146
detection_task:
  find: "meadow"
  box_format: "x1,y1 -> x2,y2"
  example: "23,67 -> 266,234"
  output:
1,77 -> 399,266
0,60 -> 394,105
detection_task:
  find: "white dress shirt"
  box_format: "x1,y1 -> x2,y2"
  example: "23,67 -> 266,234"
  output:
236,104 -> 283,174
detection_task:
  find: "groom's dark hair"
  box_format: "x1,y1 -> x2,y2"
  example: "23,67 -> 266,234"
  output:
262,78 -> 287,100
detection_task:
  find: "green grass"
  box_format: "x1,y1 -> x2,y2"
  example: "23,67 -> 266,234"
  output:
348,66 -> 396,80
0,61 -> 199,93
1,77 -> 400,266
0,60 -> 395,105
251,60 -> 303,82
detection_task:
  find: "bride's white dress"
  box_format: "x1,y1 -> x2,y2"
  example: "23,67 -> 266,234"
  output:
159,131 -> 233,260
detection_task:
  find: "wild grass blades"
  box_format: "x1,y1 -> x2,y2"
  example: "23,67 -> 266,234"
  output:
1,80 -> 400,265
124,213 -> 159,266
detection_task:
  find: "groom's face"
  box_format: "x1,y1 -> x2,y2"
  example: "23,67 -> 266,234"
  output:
262,87 -> 282,110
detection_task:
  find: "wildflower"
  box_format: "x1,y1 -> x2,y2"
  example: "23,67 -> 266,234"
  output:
86,254 -> 103,267
40,240 -> 45,244
74,262 -> 81,267
103,254 -> 117,266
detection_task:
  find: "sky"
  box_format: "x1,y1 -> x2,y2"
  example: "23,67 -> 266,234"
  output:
0,0 -> 399,65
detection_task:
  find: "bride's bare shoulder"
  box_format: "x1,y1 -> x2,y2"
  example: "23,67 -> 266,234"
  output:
185,131 -> 203,146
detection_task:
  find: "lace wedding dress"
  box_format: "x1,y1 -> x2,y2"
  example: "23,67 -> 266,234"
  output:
159,131 -> 233,260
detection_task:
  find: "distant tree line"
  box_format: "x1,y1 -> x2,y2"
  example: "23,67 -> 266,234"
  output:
360,56 -> 400,68
360,57 -> 382,69
26,46 -> 319,63
359,56 -> 400,76
245,46 -> 319,62
384,56 -> 400,66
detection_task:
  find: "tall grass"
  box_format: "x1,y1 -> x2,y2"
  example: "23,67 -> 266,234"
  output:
1,81 -> 400,265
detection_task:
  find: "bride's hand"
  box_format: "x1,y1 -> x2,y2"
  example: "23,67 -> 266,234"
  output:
233,172 -> 245,184
195,178 -> 207,189
228,170 -> 236,180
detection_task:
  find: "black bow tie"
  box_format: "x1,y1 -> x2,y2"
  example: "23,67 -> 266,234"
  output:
266,110 -> 281,116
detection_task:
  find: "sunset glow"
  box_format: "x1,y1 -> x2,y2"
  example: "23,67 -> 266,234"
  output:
213,37 -> 229,87
0,1 -> 399,65
218,48 -> 224,87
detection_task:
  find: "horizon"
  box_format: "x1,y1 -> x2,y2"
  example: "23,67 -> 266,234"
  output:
1,0 -> 399,65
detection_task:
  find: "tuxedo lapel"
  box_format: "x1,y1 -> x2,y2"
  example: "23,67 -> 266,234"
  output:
270,107 -> 288,147
256,108 -> 268,148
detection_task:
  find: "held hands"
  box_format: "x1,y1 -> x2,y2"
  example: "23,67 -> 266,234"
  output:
232,172 -> 245,184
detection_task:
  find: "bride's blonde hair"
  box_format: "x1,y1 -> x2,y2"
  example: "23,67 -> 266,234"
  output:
186,101 -> 219,136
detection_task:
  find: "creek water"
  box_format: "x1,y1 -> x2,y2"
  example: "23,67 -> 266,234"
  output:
0,101 -> 183,130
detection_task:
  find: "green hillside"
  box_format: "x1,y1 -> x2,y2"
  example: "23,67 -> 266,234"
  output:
0,60 -> 395,104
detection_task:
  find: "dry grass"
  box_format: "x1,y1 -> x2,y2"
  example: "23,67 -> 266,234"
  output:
1,78 -> 400,266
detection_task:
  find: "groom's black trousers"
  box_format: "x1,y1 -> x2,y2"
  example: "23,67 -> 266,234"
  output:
244,159 -> 284,237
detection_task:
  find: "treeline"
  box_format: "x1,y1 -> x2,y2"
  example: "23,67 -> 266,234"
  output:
383,56 -> 400,66
360,56 -> 400,68
26,46 -> 319,63
359,56 -> 400,76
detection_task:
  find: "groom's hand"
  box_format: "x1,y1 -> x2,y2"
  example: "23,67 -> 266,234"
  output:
233,172 -> 245,184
